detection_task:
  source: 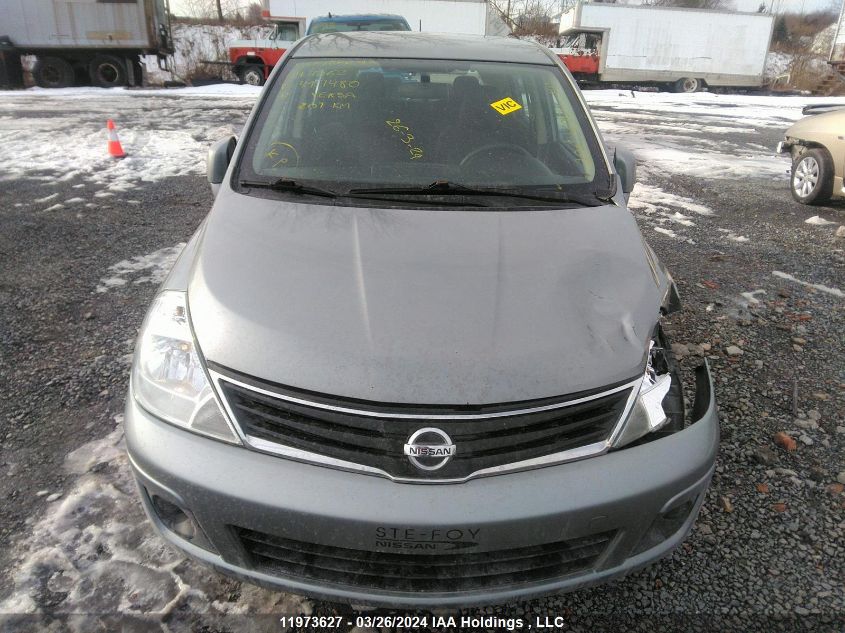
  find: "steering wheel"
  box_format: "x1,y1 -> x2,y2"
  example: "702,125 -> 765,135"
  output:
459,143 -> 534,168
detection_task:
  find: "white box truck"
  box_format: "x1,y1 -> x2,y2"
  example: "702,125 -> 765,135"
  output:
555,2 -> 774,92
0,0 -> 173,88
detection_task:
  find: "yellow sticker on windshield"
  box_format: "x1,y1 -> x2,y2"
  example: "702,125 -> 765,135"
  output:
490,97 -> 522,115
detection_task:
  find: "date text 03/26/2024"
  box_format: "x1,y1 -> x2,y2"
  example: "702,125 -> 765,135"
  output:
279,615 -> 574,630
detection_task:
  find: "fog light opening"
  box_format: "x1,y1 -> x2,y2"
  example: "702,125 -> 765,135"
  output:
151,494 -> 197,541
632,498 -> 696,556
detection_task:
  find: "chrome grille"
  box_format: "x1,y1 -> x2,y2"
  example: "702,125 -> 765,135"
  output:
212,366 -> 634,482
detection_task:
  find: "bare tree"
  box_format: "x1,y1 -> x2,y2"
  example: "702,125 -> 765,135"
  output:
176,0 -> 215,18
490,0 -> 561,31
245,2 -> 264,23
173,0 -> 258,20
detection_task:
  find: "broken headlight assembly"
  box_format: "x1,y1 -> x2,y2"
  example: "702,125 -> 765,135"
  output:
131,290 -> 240,444
611,330 -> 685,449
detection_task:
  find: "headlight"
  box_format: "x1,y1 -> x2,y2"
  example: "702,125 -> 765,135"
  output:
132,290 -> 240,444
611,342 -> 674,449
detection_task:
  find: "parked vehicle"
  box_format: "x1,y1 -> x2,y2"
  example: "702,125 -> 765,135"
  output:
776,105 -> 845,205
229,13 -> 410,86
227,19 -> 299,87
269,0 -> 505,35
306,13 -> 411,35
0,0 -> 172,88
126,32 -> 719,607
228,0 -> 508,86
555,2 -> 774,92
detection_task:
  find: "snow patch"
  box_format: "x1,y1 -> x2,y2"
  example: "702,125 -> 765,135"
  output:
804,215 -> 836,226
0,417 -> 315,621
96,243 -> 186,293
740,289 -> 766,305
585,90 -> 845,181
654,226 -> 678,238
629,183 -> 715,216
663,211 -> 696,227
772,271 -> 844,298
0,96 -> 248,191
10,84 -> 262,98
718,228 -> 750,243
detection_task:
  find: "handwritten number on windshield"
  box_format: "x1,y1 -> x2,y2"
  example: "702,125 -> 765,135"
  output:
386,119 -> 423,160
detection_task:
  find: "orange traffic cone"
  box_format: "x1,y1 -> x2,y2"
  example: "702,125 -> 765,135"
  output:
106,119 -> 126,158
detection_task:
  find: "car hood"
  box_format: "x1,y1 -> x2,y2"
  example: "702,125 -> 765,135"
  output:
188,190 -> 664,404
786,108 -> 845,138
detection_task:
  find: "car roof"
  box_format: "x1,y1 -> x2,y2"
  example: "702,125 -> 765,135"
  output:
311,14 -> 408,22
292,32 -> 556,65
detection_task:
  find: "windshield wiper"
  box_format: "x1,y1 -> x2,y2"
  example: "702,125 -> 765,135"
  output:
238,177 -> 488,207
239,177 -> 339,198
347,180 -> 610,206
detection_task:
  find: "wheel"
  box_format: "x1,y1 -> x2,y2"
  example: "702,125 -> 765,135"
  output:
33,56 -> 75,88
239,65 -> 265,86
791,148 -> 834,205
88,55 -> 127,88
673,77 -> 700,93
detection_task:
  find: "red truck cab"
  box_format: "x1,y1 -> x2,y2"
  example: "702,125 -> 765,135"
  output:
553,31 -> 601,79
229,18 -> 302,86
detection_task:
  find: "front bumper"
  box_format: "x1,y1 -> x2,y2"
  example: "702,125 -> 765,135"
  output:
776,139 -> 795,155
125,366 -> 719,608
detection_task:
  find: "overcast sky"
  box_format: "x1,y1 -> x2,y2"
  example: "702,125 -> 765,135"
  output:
737,0 -> 840,14
168,0 -> 842,19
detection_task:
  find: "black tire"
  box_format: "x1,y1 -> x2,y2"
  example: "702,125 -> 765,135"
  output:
33,56 -> 75,88
673,77 -> 701,93
791,148 -> 834,205
88,55 -> 127,88
239,64 -> 265,86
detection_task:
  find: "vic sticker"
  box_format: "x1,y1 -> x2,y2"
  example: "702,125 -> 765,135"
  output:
490,97 -> 522,115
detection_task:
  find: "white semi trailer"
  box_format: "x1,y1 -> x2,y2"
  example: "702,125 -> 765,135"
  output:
0,0 -> 173,88
556,2 -> 775,92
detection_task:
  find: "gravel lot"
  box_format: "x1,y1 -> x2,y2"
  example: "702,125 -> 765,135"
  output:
0,87 -> 843,632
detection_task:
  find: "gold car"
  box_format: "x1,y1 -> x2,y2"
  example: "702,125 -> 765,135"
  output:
776,105 -> 845,205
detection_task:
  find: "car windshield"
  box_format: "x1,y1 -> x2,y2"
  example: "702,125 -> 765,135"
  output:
238,57 -> 612,201
308,19 -> 410,34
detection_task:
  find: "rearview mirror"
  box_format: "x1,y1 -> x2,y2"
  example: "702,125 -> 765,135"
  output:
613,146 -> 637,200
207,136 -> 237,196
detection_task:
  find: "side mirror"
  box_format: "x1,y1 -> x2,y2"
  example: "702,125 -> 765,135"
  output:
207,136 -> 237,196
613,146 -> 637,200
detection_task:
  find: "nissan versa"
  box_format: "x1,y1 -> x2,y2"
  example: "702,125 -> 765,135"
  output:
125,32 -> 719,607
